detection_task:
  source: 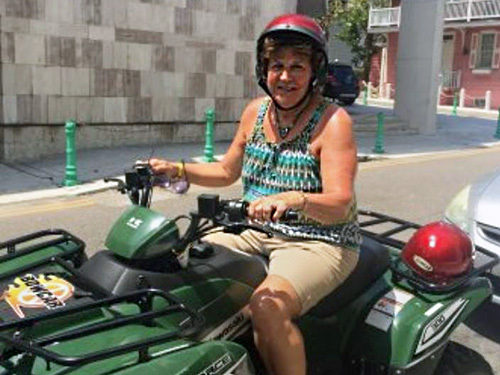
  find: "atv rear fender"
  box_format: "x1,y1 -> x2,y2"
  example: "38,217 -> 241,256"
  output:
345,273 -> 492,373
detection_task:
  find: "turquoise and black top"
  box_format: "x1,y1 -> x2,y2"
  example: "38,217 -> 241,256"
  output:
241,97 -> 361,251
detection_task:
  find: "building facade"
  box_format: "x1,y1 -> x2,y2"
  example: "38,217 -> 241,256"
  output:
0,0 -> 296,161
368,0 -> 500,108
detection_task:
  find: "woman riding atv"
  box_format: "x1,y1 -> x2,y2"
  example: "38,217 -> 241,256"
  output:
149,14 -> 361,375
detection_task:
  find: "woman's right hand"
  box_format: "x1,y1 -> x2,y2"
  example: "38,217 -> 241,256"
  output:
148,158 -> 181,179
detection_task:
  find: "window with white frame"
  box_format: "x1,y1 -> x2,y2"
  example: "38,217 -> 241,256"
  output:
476,33 -> 495,69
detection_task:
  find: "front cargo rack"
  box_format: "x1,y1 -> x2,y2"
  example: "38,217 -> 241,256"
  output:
0,229 -> 85,276
0,255 -> 204,367
0,288 -> 204,367
358,209 -> 500,294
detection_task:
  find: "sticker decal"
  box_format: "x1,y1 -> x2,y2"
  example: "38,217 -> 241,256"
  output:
365,288 -> 414,331
415,298 -> 468,354
0,274 -> 75,318
413,255 -> 433,272
202,308 -> 250,341
197,353 -> 231,375
126,217 -> 143,229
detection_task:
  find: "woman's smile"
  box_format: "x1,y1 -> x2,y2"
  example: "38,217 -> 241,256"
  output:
267,47 -> 312,108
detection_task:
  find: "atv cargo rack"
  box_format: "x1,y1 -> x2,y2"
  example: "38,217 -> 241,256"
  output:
358,210 -> 500,294
0,229 -> 85,278
0,255 -> 204,367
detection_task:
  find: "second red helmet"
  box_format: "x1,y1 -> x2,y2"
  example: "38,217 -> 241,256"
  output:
401,222 -> 473,284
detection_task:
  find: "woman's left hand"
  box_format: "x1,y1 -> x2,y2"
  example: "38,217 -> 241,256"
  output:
247,191 -> 305,222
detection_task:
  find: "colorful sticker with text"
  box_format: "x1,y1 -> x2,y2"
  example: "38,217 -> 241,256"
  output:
1,274 -> 75,318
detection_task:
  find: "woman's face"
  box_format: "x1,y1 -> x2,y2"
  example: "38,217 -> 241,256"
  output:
266,47 -> 313,109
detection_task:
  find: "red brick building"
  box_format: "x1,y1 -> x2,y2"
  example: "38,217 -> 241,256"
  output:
368,0 -> 500,109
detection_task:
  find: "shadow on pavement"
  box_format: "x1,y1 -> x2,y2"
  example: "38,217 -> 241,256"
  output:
465,300 -> 500,343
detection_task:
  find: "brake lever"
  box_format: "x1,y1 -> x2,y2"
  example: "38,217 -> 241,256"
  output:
104,178 -> 126,193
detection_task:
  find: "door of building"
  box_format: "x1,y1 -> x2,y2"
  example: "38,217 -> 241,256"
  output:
441,34 -> 455,87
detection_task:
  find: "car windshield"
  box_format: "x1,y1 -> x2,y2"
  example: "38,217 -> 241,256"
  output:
330,66 -> 356,84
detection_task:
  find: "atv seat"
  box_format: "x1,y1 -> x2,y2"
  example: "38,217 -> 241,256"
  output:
308,235 -> 390,318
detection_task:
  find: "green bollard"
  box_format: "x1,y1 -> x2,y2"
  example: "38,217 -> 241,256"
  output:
203,107 -> 215,162
363,86 -> 368,105
452,92 -> 458,116
373,112 -> 385,154
62,119 -> 79,187
495,108 -> 500,139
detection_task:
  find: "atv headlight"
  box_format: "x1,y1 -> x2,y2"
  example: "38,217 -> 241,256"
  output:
444,184 -> 471,232
226,354 -> 255,375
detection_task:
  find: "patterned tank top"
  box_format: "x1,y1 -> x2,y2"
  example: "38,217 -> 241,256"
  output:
241,98 -> 361,251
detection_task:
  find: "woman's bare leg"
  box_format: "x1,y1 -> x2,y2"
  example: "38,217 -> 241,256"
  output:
249,275 -> 305,375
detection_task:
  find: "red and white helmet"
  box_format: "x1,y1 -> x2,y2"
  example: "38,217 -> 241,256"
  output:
255,14 -> 328,107
401,222 -> 473,284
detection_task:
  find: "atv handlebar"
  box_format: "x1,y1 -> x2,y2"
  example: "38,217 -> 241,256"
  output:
197,194 -> 299,223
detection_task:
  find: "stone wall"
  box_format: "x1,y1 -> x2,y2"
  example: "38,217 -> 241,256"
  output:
0,0 -> 297,161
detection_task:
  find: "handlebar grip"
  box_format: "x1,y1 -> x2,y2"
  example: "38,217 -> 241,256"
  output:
221,200 -> 300,222
281,209 -> 300,222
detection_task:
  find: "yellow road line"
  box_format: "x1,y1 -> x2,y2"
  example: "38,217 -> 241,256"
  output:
0,198 -> 96,219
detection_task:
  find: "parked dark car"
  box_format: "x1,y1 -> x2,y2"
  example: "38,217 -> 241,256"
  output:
323,63 -> 360,105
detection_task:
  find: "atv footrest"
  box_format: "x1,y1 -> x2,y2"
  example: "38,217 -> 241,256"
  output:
0,288 -> 204,367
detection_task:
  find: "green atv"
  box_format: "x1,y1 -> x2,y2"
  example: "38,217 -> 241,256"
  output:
0,164 -> 497,375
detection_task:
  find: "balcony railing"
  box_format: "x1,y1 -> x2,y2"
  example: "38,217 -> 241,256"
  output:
369,0 -> 500,29
446,0 -> 500,21
368,7 -> 400,28
439,70 -> 462,89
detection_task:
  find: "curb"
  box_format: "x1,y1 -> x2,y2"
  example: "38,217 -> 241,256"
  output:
2,143 -> 500,205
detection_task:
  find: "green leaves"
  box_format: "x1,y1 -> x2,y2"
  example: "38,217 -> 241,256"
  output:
318,0 -> 378,80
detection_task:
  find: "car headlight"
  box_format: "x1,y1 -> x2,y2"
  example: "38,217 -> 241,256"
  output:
444,184 -> 471,232
226,354 -> 255,375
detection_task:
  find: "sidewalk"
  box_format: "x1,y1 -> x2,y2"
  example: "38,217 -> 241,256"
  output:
1,103 -> 500,203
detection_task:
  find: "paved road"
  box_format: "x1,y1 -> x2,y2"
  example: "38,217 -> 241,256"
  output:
1,147 -> 500,372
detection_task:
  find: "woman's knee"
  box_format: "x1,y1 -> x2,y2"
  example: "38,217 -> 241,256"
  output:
249,289 -> 295,332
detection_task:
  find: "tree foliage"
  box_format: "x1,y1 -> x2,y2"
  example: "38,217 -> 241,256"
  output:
318,0 -> 386,81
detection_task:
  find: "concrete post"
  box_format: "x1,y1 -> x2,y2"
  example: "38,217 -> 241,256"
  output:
394,0 -> 445,135
386,83 -> 391,99
485,90 -> 491,111
459,88 -> 465,108
437,84 -> 442,106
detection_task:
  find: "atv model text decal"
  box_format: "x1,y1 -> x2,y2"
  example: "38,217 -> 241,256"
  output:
202,308 -> 250,341
1,274 -> 75,318
126,217 -> 143,229
197,353 -> 231,375
415,298 -> 469,354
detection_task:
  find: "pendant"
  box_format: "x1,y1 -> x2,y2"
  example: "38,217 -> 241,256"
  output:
279,127 -> 291,139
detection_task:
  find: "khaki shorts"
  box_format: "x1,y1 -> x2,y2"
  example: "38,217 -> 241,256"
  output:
203,229 -> 359,315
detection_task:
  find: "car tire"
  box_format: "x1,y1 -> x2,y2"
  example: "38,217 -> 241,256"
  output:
434,342 -> 493,375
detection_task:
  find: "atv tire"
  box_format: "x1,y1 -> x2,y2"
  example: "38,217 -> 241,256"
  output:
434,342 -> 493,375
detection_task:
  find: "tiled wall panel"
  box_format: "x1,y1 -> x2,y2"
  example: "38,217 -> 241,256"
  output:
0,0 -> 297,159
